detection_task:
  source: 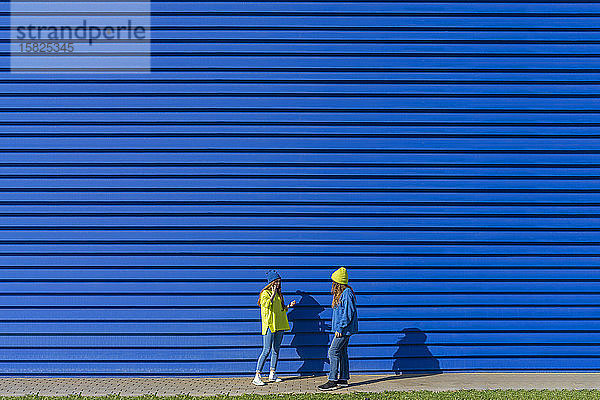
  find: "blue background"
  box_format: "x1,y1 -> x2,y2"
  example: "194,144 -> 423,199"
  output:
0,0 -> 598,375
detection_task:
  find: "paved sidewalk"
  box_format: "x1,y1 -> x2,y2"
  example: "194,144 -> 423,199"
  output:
0,374 -> 598,396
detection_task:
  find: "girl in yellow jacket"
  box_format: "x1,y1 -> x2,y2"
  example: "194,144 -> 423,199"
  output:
253,270 -> 296,386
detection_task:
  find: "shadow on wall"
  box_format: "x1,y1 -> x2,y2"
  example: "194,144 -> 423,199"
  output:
287,294 -> 441,377
287,290 -> 330,376
392,327 -> 442,376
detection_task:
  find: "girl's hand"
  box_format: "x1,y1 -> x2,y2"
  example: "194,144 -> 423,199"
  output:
288,300 -> 296,308
335,331 -> 342,338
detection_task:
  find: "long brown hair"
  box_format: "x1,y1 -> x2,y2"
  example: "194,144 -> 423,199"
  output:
258,279 -> 286,311
331,281 -> 354,308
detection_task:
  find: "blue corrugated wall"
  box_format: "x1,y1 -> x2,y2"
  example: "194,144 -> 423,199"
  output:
0,0 -> 599,375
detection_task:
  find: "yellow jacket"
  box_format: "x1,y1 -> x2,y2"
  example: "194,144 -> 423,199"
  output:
260,290 -> 290,335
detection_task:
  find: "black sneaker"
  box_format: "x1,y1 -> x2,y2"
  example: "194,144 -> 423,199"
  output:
318,380 -> 338,391
336,380 -> 349,387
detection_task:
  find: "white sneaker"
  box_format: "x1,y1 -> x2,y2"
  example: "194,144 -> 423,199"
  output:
252,375 -> 266,386
269,372 -> 282,382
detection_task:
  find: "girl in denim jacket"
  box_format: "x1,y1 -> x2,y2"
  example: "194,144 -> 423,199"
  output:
318,267 -> 358,391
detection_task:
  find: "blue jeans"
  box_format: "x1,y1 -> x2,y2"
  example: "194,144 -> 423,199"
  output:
256,328 -> 285,372
328,335 -> 351,381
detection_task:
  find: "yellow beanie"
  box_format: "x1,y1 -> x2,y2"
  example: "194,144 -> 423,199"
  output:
331,267 -> 348,285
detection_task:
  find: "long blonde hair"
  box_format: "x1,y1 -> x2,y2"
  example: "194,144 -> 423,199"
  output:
331,281 -> 354,308
258,280 -> 286,311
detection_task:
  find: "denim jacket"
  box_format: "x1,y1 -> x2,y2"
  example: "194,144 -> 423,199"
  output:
331,287 -> 358,336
